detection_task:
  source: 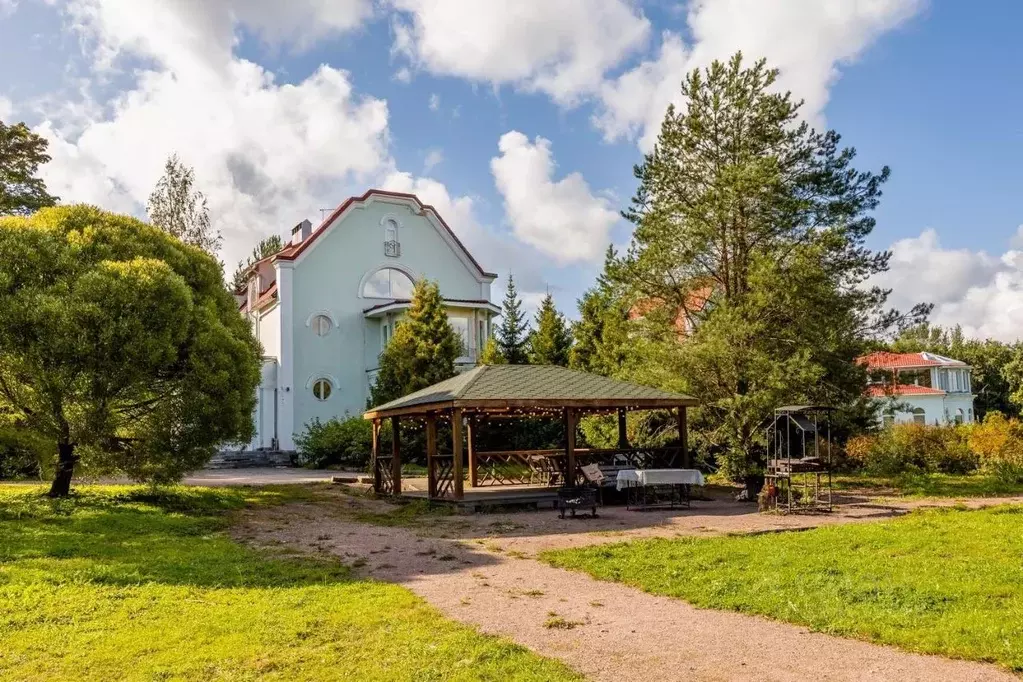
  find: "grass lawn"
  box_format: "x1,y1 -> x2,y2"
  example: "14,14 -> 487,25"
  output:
541,505 -> 1023,671
0,484 -> 579,682
834,471 -> 1023,498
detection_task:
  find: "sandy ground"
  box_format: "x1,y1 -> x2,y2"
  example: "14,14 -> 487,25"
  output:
181,468 -> 341,486
234,488 -> 1021,682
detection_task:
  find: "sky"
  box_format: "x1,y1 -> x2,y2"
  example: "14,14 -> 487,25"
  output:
1,0 -> 1022,340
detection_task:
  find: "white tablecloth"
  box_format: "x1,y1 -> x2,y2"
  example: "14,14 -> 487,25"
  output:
616,469 -> 705,491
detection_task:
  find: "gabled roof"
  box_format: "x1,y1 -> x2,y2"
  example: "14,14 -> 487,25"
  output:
364,364 -> 698,418
274,189 -> 497,279
857,351 -> 967,370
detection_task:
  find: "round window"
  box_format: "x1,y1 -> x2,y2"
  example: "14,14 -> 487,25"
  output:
311,314 -> 332,337
312,379 -> 332,401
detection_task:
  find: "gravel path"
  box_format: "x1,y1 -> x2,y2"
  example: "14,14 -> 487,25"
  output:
235,495 -> 1018,682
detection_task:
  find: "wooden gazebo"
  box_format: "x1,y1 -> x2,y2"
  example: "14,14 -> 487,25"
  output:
363,365 -> 698,501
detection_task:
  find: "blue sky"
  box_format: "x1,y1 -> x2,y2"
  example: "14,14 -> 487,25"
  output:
2,0 -> 1022,339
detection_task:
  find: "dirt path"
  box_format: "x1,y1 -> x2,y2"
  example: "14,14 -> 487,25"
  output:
235,495 -> 1018,682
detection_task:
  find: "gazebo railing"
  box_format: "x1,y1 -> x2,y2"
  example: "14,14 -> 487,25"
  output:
472,446 -> 683,488
373,454 -> 396,495
429,453 -> 457,499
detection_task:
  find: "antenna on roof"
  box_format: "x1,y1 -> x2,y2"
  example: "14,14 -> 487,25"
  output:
319,208 -> 332,222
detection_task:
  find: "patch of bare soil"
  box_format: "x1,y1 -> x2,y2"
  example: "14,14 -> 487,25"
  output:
233,490 -> 1017,682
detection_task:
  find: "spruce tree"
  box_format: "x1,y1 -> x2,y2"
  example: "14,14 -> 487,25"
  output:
571,246 -> 631,376
230,235 -> 285,292
497,274 -> 529,364
370,279 -> 459,406
528,293 -> 572,366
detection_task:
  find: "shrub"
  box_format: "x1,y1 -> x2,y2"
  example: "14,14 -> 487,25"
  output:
294,416 -> 374,470
845,423 -> 977,476
0,425 -> 47,480
969,412 -> 1023,483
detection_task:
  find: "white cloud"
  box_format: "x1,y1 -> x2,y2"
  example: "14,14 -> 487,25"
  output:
428,93 -> 440,111
388,0 -> 650,105
595,0 -> 923,151
490,130 -> 619,264
0,95 -> 13,121
37,0 -> 389,267
393,66 -> 413,83
874,228 -> 1023,342
66,0 -> 373,74
422,148 -> 443,173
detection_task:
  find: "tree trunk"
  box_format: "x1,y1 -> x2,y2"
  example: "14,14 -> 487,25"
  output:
48,441 -> 77,498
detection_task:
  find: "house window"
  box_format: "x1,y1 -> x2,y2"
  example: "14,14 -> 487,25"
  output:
882,409 -> 895,428
312,379 -> 332,401
383,218 -> 400,257
955,408 -> 964,424
363,267 -> 415,299
381,322 -> 391,350
311,314 -> 332,337
478,320 -> 486,351
912,407 -> 926,424
448,316 -> 469,356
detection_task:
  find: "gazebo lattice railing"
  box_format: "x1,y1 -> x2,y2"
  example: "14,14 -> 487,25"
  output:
364,365 -> 698,501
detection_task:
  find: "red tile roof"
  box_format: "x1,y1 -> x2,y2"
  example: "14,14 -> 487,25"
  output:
240,282 -> 278,313
857,351 -> 959,369
866,383 -> 945,397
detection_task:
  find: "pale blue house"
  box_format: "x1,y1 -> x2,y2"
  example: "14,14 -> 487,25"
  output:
237,189 -> 499,452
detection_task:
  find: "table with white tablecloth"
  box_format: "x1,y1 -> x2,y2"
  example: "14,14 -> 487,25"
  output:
615,468 -> 705,509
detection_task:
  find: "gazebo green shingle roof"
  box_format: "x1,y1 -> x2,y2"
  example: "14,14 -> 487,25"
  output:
364,364 -> 697,418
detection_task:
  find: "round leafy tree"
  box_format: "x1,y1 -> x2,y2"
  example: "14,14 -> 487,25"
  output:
0,205 -> 261,496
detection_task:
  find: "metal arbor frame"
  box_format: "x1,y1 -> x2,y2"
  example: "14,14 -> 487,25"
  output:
764,405 -> 834,513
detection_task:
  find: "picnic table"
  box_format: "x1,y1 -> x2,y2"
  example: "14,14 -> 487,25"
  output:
615,468 -> 705,510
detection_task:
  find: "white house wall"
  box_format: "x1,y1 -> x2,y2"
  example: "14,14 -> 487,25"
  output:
886,393 -> 975,425
256,304 -> 280,359
288,197 -> 492,437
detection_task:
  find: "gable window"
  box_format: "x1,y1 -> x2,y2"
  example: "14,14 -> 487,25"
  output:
312,379 -> 332,401
363,267 -> 415,299
311,314 -> 333,337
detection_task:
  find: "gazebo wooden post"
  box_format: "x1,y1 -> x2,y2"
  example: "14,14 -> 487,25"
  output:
467,415 -> 478,487
678,406 -> 689,468
617,408 -> 629,449
371,419 -> 381,492
425,413 -> 438,499
390,415 -> 402,496
451,407 -> 465,499
565,407 -> 577,487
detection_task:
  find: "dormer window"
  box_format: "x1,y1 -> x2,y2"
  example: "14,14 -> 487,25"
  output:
383,217 -> 400,257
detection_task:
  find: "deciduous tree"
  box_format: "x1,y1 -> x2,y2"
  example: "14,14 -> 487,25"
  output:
147,154 -> 221,256
370,279 -> 460,405
0,205 -> 261,496
0,119 -> 57,215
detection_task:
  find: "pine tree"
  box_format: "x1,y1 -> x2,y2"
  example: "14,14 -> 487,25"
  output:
147,154 -> 221,256
479,336 -> 506,365
613,53 -> 929,480
370,279 -> 460,406
528,293 -> 572,366
497,274 -> 529,364
571,246 -> 631,376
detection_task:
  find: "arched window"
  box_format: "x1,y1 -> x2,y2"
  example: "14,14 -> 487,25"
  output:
384,218 -> 398,243
955,408 -> 964,424
882,409 -> 895,428
312,378 -> 332,401
912,407 -> 926,424
362,267 -> 415,299
310,314 -> 332,337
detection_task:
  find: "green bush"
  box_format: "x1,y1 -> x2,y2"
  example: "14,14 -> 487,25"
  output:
294,416 -> 374,470
0,425 -> 47,480
845,423 -> 977,476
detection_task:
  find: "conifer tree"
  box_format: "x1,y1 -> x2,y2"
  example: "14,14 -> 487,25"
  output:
571,246 -> 631,376
497,274 -> 529,364
479,336 -> 506,365
528,293 -> 572,366
370,279 -> 459,405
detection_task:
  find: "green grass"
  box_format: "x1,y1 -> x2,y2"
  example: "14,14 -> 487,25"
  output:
541,506 -> 1023,671
835,471 -> 1023,498
0,485 -> 579,682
